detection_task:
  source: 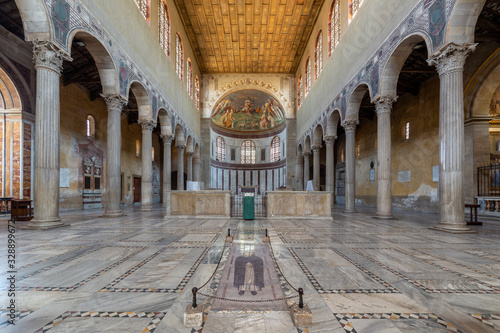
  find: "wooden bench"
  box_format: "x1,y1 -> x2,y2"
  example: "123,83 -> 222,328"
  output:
465,203 -> 482,225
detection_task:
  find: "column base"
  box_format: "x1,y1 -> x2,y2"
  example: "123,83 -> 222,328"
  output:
374,213 -> 396,220
141,205 -> 153,211
101,211 -> 127,218
429,224 -> 477,234
22,219 -> 69,230
343,209 -> 357,214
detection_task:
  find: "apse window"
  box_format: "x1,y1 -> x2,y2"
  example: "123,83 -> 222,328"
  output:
86,115 -> 95,139
271,136 -> 281,162
261,149 -> 266,162
216,136 -> 226,161
136,140 -> 141,157
231,148 -> 236,161
241,140 -> 256,164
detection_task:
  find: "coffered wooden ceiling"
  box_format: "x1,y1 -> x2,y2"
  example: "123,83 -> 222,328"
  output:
173,0 -> 325,74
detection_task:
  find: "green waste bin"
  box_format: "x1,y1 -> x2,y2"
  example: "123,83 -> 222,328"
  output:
243,196 -> 255,220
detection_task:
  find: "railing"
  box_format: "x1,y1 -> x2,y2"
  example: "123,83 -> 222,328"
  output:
230,194 -> 267,218
477,161 -> 500,197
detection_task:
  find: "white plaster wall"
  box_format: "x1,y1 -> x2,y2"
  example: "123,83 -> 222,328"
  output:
83,0 -> 201,134
295,0 -> 421,137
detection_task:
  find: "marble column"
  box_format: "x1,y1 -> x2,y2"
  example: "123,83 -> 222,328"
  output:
102,95 -> 127,217
374,97 -> 397,219
343,119 -> 359,213
325,136 -> 336,193
176,144 -> 185,190
296,153 -> 304,191
27,41 -> 70,229
139,120 -> 155,211
312,146 -> 321,191
193,155 -> 201,182
303,152 -> 311,189
187,152 -> 194,182
161,135 -> 173,207
427,43 -> 476,232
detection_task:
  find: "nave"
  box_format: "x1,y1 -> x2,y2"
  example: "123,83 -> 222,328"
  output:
1,208 -> 499,332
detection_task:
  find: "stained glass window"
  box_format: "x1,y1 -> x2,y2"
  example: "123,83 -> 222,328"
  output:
176,33 -> 183,81
187,59 -> 193,98
315,31 -> 323,80
134,0 -> 151,22
305,57 -> 311,95
195,76 -> 200,110
329,0 -> 341,57
158,0 -> 170,58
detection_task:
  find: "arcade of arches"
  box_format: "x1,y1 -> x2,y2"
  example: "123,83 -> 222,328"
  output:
1,0 -> 500,332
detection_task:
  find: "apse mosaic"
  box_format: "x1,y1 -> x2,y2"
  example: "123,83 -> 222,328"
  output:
211,90 -> 285,132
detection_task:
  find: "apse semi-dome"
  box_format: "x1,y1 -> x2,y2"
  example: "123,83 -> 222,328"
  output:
211,90 -> 285,132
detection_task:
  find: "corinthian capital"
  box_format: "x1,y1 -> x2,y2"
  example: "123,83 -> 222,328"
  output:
375,96 -> 398,115
32,40 -> 71,74
160,135 -> 174,145
342,119 -> 359,133
324,135 -> 337,145
176,144 -> 186,150
101,94 -> 127,113
138,120 -> 156,132
427,43 -> 477,76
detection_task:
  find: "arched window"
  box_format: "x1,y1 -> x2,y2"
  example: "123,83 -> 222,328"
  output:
349,0 -> 364,22
152,147 -> 155,161
356,142 -> 360,157
134,0 -> 151,22
315,31 -> 323,80
187,59 -> 193,98
297,75 -> 303,108
305,57 -> 311,95
176,33 -> 184,81
271,136 -> 281,163
159,0 -> 170,58
405,122 -> 410,141
195,76 -> 200,110
241,140 -> 256,164
136,140 -> 141,156
329,0 -> 341,57
86,115 -> 95,139
216,136 -> 226,161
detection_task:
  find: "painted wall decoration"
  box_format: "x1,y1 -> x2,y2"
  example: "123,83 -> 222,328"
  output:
211,90 -> 285,132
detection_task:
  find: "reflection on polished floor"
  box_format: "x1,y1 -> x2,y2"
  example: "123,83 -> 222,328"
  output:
1,206 -> 499,333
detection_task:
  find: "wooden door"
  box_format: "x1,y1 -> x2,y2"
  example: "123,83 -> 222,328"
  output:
133,177 -> 141,203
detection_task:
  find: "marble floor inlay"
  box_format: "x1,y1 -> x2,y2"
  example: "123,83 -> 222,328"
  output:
1,205 -> 499,332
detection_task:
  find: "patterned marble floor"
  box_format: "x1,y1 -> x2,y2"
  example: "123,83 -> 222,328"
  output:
0,205 -> 499,333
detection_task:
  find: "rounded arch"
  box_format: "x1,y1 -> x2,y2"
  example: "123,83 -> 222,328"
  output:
194,143 -> 200,158
14,0 -> 51,41
128,81 -> 152,121
174,124 -> 185,146
0,65 -> 22,110
304,135 -> 312,154
67,30 -> 119,96
297,143 -> 303,156
467,48 -> 500,118
446,0 -> 487,45
313,124 -> 324,147
379,33 -> 432,98
186,135 -> 194,154
346,83 -> 372,120
327,109 -> 342,137
157,108 -> 172,136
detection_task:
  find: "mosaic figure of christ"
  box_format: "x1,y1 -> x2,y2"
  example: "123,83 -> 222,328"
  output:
234,252 -> 264,295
